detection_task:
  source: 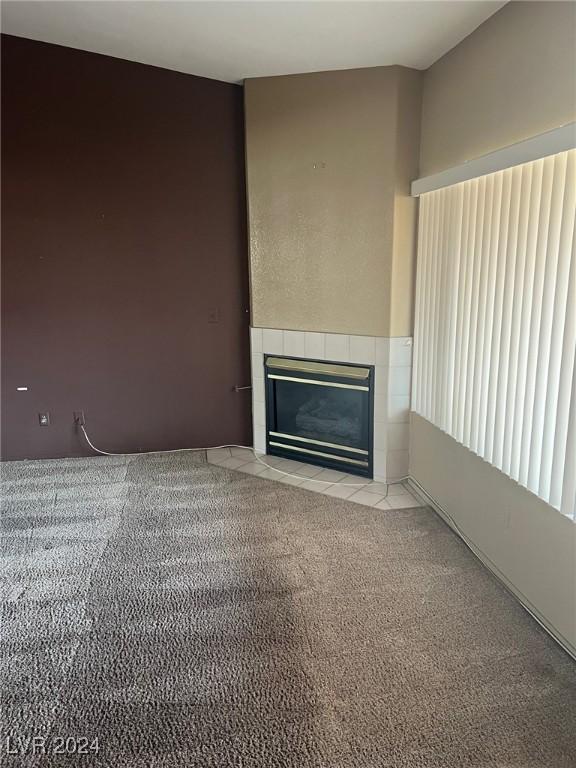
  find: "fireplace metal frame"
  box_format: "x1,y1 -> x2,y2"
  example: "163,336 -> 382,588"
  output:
264,355 -> 374,477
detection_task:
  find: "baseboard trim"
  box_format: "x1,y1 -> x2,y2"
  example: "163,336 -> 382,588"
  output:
406,477 -> 576,662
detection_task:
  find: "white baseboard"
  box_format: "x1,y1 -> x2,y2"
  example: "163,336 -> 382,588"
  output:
406,477 -> 576,662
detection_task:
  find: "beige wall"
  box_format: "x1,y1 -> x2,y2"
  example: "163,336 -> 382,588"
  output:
420,1 -> 576,176
245,67 -> 421,336
411,0 -> 576,657
410,415 -> 576,654
390,67 -> 421,336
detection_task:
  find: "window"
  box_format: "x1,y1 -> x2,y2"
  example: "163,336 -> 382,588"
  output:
412,149 -> 575,518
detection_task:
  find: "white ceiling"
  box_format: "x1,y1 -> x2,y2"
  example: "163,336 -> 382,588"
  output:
1,1 -> 506,84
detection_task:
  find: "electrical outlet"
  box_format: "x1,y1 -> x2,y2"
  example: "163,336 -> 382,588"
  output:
73,411 -> 85,426
38,413 -> 50,426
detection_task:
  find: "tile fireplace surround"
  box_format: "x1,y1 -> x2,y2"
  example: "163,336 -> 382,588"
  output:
250,328 -> 412,482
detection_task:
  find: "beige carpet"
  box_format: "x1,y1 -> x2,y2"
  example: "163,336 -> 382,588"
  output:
1,452 -> 575,767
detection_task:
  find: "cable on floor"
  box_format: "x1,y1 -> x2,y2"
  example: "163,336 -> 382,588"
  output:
80,424 -> 408,491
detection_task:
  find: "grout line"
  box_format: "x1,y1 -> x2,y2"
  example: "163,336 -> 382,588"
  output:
206,448 -> 419,510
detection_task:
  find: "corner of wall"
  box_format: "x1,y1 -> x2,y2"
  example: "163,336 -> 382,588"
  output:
419,1 -> 576,176
389,67 -> 423,338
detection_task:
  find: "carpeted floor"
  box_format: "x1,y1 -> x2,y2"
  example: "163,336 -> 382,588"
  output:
1,453 -> 575,767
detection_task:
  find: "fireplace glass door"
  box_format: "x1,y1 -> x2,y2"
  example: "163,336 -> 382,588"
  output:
265,356 -> 374,477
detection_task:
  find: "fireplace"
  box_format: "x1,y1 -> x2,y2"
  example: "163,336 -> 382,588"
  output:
265,355 -> 374,477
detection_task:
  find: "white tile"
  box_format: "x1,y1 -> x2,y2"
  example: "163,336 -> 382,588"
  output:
337,481 -> 370,493
363,481 -> 390,495
253,400 -> 266,428
230,447 -> 254,460
252,377 -> 265,404
388,423 -> 409,451
348,489 -> 385,507
374,424 -> 387,452
277,474 -> 306,487
238,462 -> 268,476
283,330 -> 306,357
212,456 -> 250,470
250,327 -> 263,353
260,455 -> 293,469
375,499 -> 393,510
267,457 -> 304,472
293,462 -> 324,478
253,426 -> 266,452
325,334 -> 349,362
388,395 -> 410,423
386,449 -> 409,480
335,473 -> 365,485
349,335 -> 376,364
389,337 -> 413,367
262,328 -> 283,354
299,478 -> 333,493
262,459 -> 309,483
374,393 -> 387,424
387,482 -> 409,496
375,366 -> 388,396
259,467 -> 284,480
304,332 -> 325,359
375,338 -> 390,366
387,493 -> 419,509
251,353 -> 264,380
207,447 -> 231,462
282,460 -> 307,472
313,468 -> 348,482
389,366 -> 411,396
323,483 -> 358,499
373,450 -> 387,479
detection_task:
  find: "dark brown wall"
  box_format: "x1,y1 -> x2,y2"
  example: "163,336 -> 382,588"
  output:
1,35 -> 251,460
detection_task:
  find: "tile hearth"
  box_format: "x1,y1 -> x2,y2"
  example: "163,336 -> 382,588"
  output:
207,447 -> 421,510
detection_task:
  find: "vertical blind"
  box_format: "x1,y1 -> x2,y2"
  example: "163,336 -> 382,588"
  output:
413,149 -> 576,518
